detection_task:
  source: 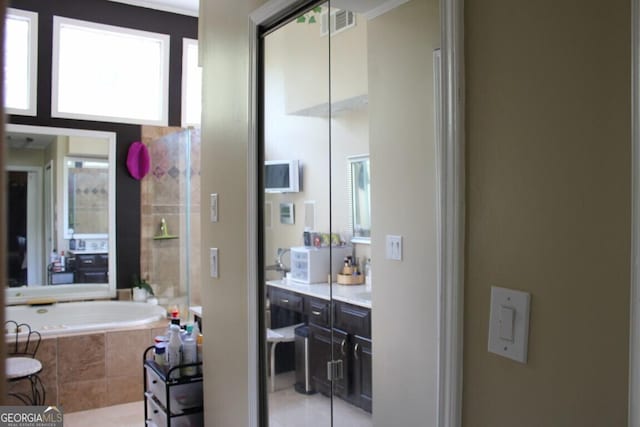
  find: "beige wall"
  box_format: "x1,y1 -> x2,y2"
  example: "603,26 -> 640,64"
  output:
464,0 -> 631,425
368,0 -> 440,424
282,7 -> 368,114
264,21 -> 370,265
199,0 -> 265,425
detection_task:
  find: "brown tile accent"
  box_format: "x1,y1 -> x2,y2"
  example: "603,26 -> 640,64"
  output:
106,329 -> 150,378
106,375 -> 144,406
58,379 -> 107,413
58,333 -> 105,383
38,338 -> 58,405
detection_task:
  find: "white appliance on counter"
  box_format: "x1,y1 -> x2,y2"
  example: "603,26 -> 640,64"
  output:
290,246 -> 352,284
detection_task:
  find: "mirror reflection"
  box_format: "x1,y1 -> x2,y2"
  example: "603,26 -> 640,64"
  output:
349,154 -> 371,243
5,124 -> 116,303
64,157 -> 109,238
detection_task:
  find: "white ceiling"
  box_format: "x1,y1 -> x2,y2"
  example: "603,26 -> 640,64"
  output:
6,132 -> 56,150
106,0 -> 199,17
106,0 -> 409,19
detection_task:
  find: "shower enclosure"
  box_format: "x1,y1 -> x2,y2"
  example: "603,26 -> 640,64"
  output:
140,126 -> 201,315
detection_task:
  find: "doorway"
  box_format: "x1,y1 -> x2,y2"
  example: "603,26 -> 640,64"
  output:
6,166 -> 43,287
255,1 -> 450,425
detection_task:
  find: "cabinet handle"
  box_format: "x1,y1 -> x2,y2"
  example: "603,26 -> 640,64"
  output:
341,339 -> 347,356
311,310 -> 322,316
354,343 -> 360,361
281,299 -> 289,303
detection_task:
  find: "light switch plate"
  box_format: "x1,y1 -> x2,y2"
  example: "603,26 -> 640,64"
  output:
386,235 -> 402,260
210,193 -> 218,223
210,248 -> 218,278
488,286 -> 530,363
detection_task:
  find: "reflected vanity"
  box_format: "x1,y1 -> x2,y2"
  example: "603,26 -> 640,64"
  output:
5,124 -> 117,304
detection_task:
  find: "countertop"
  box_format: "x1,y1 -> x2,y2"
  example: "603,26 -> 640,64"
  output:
266,279 -> 372,309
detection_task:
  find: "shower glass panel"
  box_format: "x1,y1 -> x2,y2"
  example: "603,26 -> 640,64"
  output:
140,127 -> 202,317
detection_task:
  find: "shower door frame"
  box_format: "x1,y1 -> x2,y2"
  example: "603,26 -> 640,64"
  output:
247,0 -> 465,426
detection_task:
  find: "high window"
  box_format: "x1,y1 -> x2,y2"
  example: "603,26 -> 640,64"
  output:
4,8 -> 38,116
181,38 -> 202,127
52,16 -> 170,125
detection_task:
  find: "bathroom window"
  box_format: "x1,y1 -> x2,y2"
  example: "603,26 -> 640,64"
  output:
4,8 -> 38,116
181,38 -> 202,127
52,16 -> 170,126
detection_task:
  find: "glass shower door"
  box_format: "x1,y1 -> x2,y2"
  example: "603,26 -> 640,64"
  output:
140,127 -> 202,315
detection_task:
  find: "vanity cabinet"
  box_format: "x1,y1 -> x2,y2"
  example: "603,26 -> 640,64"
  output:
308,300 -> 372,412
72,252 -> 108,283
353,335 -> 373,412
270,287 -> 304,313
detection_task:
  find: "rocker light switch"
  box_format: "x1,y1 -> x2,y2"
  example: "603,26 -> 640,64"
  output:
488,286 -> 530,363
499,305 -> 515,341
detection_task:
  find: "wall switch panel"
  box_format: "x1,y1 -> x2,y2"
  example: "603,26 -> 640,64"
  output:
210,248 -> 218,278
210,193 -> 218,223
488,286 -> 530,363
386,235 -> 403,260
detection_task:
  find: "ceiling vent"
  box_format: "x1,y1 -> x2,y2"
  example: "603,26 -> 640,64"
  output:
320,9 -> 356,36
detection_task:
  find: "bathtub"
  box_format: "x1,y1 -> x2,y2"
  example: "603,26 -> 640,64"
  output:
5,301 -> 167,335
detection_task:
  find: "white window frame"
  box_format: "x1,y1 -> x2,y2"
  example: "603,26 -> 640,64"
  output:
5,8 -> 38,116
51,16 -> 170,126
181,37 -> 202,127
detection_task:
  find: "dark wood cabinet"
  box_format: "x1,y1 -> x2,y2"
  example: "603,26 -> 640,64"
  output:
353,335 -> 372,412
267,284 -> 372,412
334,301 -> 371,338
73,253 -> 108,283
269,287 -> 304,313
309,324 -> 332,395
306,296 -> 330,328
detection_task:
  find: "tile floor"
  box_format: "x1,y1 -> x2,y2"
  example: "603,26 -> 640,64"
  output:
64,401 -> 143,427
268,372 -> 372,427
64,372 -> 372,427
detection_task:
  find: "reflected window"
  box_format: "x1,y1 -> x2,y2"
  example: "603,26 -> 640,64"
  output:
182,38 -> 202,127
4,8 -> 38,116
52,16 -> 169,125
349,155 -> 371,243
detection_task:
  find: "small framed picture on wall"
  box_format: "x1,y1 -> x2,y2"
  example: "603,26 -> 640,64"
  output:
280,202 -> 294,225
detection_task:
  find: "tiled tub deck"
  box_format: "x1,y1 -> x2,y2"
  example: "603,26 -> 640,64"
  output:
7,320 -> 168,412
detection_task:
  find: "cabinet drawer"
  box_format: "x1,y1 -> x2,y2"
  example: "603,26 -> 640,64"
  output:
269,288 -> 304,313
145,366 -> 203,414
306,297 -> 330,327
334,301 -> 371,338
75,254 -> 108,268
146,394 -> 203,427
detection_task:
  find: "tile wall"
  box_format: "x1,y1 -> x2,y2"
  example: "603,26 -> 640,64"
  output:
7,322 -> 167,413
140,126 -> 202,310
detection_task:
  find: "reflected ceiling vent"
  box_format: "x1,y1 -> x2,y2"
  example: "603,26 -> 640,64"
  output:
320,9 -> 356,36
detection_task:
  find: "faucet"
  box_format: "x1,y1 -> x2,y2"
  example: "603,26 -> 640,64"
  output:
265,248 -> 290,278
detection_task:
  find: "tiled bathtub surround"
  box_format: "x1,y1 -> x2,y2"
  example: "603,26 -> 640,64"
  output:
6,321 -> 167,412
140,126 -> 202,309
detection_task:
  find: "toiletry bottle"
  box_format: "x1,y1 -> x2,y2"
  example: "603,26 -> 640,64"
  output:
154,342 -> 166,367
181,324 -> 198,376
196,334 -> 203,374
365,257 -> 372,285
166,324 -> 183,379
191,322 -> 203,374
